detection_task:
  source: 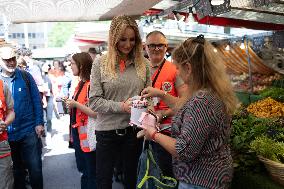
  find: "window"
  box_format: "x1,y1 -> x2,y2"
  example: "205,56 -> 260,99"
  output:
37,33 -> 44,38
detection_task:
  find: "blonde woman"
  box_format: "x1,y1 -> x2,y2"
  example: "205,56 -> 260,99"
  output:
89,15 -> 151,189
142,35 -> 238,189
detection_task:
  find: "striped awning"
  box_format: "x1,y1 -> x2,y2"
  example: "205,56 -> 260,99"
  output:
218,44 -> 276,74
0,0 -> 162,23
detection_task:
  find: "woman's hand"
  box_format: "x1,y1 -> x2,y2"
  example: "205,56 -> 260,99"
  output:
155,111 -> 164,123
65,99 -> 78,109
0,121 -> 6,134
144,124 -> 157,141
141,87 -> 163,98
122,98 -> 131,113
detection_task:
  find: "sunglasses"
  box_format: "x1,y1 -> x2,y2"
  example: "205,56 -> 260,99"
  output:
147,44 -> 167,50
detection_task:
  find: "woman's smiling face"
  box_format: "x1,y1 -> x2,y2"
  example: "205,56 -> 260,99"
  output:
117,26 -> 136,57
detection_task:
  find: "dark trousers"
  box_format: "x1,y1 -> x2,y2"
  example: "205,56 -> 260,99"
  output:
151,141 -> 174,177
9,132 -> 43,189
72,127 -> 96,189
96,127 -> 140,189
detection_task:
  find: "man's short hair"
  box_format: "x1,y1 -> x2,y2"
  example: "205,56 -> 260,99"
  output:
88,47 -> 98,55
146,30 -> 166,40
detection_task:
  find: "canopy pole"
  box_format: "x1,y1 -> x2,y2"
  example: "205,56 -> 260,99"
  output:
245,35 -> 253,95
24,23 -> 29,48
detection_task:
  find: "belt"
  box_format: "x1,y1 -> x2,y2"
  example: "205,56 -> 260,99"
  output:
96,126 -> 137,136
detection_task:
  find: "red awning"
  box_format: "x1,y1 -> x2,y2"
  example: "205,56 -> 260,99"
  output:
145,9 -> 284,31
194,14 -> 284,31
74,38 -> 104,44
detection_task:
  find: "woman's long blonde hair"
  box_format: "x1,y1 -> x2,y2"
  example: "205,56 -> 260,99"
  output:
102,15 -> 146,81
172,36 -> 238,114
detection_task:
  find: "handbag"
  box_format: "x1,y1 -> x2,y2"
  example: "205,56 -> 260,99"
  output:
137,141 -> 177,189
86,116 -> 96,151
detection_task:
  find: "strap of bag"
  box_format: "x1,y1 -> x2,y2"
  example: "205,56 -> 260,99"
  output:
20,70 -> 31,98
137,144 -> 177,189
152,59 -> 166,87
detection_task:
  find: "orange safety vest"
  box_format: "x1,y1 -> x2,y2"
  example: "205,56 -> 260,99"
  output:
72,81 -> 92,152
152,60 -> 178,125
0,80 -> 7,142
0,80 -> 11,158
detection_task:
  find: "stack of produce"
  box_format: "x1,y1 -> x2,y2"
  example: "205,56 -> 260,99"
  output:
254,73 -> 283,93
247,97 -> 284,118
231,73 -> 283,93
231,73 -> 249,91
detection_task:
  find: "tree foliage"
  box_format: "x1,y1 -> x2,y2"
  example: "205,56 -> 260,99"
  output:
48,22 -> 76,47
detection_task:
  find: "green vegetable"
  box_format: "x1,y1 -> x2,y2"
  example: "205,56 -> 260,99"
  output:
250,136 -> 284,163
230,106 -> 284,172
259,87 -> 284,102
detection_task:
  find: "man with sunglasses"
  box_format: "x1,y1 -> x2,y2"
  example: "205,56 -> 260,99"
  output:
145,31 -> 188,178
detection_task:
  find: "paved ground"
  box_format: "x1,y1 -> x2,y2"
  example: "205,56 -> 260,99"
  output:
42,115 -> 124,189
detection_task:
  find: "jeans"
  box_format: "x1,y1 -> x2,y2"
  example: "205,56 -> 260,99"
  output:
178,182 -> 207,189
9,132 -> 43,189
96,127 -> 140,189
151,139 -> 174,177
72,127 -> 96,189
43,96 -> 53,133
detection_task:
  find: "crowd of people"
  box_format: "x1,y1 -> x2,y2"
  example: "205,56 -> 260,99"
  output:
0,44 -> 80,189
0,14 -> 238,189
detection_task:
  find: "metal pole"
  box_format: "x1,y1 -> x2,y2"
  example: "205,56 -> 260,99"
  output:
3,15 -> 9,41
44,22 -> 48,48
24,23 -> 29,48
245,35 -> 253,95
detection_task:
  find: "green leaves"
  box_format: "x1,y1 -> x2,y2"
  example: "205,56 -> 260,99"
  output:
48,22 -> 76,47
230,106 -> 284,172
250,136 -> 284,163
259,87 -> 284,102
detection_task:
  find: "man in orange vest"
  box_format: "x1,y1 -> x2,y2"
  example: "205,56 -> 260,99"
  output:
0,77 -> 15,189
145,31 -> 188,177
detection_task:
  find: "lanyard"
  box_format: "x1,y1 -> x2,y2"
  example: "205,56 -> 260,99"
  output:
71,81 -> 85,125
151,59 -> 166,87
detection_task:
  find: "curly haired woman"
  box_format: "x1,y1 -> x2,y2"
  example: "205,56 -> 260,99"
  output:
89,15 -> 151,189
142,35 -> 238,189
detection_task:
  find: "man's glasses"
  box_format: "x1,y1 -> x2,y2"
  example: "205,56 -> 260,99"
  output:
147,44 -> 167,51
